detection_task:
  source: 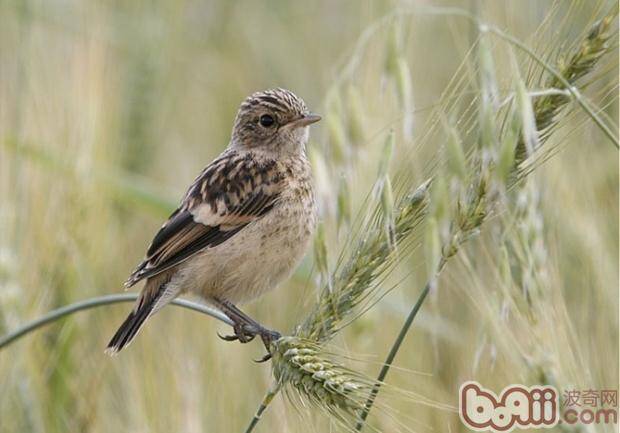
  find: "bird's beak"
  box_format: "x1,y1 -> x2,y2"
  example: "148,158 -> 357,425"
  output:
286,113 -> 322,129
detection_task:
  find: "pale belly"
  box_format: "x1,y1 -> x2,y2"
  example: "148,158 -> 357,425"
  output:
174,200 -> 316,304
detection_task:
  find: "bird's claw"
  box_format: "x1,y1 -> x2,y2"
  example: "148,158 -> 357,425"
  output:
259,329 -> 281,349
218,327 -> 280,363
215,300 -> 281,362
252,329 -> 281,363
253,352 -> 273,363
218,325 -> 256,343
216,331 -> 239,342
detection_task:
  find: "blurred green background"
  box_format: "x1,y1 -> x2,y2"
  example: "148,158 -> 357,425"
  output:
0,1 -> 617,432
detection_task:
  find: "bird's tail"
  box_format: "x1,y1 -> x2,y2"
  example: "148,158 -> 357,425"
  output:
105,282 -> 166,355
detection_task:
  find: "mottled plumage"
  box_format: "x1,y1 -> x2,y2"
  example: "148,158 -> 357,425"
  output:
107,88 -> 319,354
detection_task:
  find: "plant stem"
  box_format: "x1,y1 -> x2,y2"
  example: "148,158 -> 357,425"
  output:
355,277 -> 434,431
0,293 -> 233,350
483,25 -> 619,149
354,9 -> 617,431
244,383 -> 281,433
397,6 -> 619,149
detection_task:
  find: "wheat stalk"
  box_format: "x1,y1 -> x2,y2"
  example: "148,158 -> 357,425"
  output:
297,178 -> 431,343
272,337 -> 370,414
244,9 -> 618,432
514,13 -> 616,169
0,294 -> 232,350
354,10 -> 617,430
244,176 -> 432,432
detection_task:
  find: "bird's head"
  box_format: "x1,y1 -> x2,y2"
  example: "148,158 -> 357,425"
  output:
230,88 -> 321,154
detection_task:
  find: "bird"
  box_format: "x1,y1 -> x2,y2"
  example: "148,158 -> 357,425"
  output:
106,88 -> 320,359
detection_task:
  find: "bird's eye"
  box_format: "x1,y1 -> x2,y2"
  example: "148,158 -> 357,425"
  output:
259,114 -> 275,128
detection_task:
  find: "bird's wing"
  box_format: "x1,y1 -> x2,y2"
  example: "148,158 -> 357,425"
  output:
125,151 -> 284,287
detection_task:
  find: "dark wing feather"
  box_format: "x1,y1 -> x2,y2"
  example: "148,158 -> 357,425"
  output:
125,150 -> 283,287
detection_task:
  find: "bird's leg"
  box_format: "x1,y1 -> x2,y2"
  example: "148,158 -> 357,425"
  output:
215,299 -> 281,360
215,300 -> 258,343
218,323 -> 256,343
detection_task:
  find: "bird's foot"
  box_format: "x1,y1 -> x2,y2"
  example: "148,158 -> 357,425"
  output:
217,323 -> 257,343
214,298 -> 282,362
253,329 -> 281,363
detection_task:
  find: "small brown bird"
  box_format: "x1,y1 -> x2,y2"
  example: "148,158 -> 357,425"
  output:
106,88 -> 319,357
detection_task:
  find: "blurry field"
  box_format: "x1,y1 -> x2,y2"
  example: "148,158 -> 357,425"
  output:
0,1 -> 618,432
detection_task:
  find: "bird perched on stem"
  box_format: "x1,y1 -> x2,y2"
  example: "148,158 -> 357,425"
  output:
106,88 -> 320,360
